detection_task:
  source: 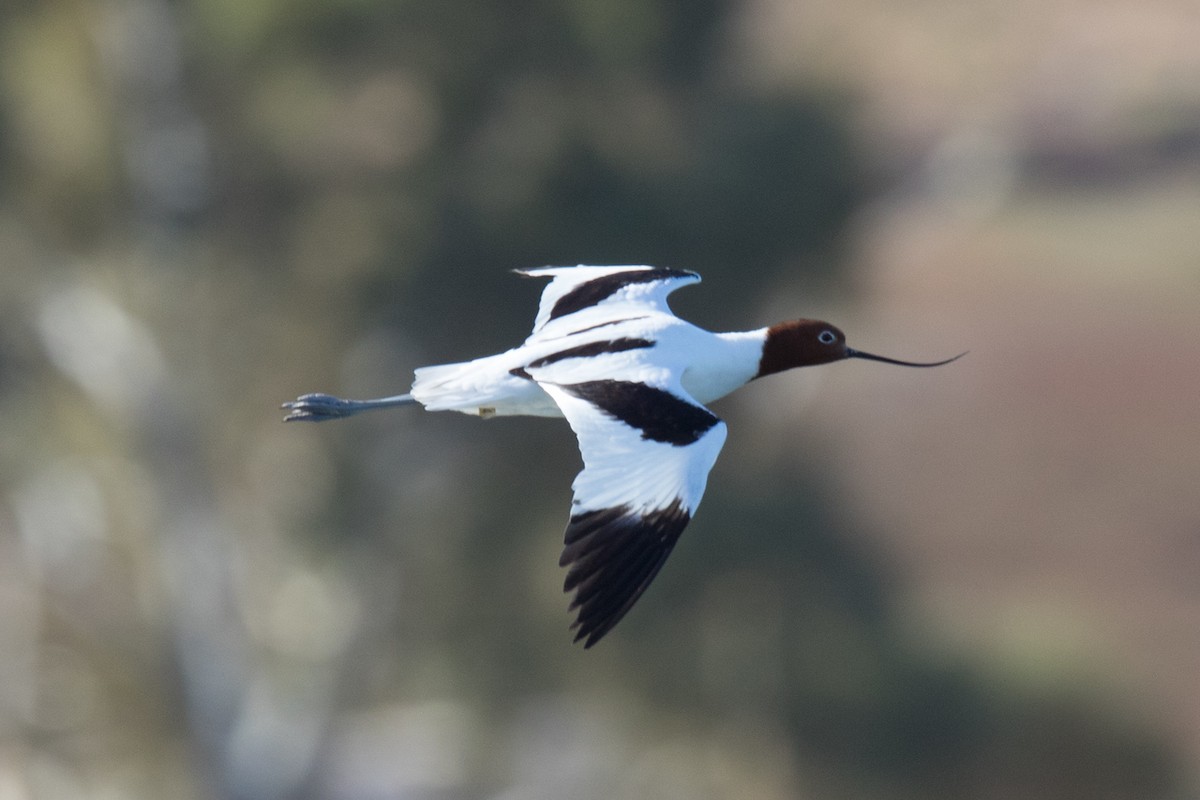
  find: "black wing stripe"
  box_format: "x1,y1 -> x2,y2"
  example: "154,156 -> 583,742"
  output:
560,499 -> 691,648
548,268 -> 697,323
561,380 -> 719,446
526,337 -> 654,369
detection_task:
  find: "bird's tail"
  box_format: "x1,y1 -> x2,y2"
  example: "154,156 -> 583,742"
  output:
409,361 -> 486,411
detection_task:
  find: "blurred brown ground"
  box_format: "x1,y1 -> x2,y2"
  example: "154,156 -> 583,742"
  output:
736,0 -> 1200,767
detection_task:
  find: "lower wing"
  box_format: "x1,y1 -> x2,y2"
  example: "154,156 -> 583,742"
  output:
537,378 -> 727,647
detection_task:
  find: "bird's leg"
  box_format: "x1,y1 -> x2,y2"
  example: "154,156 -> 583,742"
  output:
281,392 -> 418,422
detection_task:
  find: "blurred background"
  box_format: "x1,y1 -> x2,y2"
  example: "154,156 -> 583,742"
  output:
2,0 -> 1199,797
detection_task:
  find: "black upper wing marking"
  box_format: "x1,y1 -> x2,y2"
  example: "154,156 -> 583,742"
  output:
560,499 -> 691,647
525,337 -> 654,369
547,268 -> 697,323
561,380 -> 720,446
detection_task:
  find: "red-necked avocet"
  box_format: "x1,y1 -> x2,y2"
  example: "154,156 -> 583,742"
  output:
283,265 -> 963,647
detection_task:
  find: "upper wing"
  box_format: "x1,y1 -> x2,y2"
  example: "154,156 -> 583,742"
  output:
516,265 -> 700,337
536,376 -> 727,647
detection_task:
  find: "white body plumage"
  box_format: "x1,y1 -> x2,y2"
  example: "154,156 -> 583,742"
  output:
283,265 -> 961,646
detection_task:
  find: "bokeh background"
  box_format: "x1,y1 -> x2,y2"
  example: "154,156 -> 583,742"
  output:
2,0 -> 1199,797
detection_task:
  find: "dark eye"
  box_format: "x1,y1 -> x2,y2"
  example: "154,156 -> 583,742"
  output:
818,330 -> 837,345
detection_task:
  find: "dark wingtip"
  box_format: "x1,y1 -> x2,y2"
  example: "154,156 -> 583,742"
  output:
561,500 -> 691,648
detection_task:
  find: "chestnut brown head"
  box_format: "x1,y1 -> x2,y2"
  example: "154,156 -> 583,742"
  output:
757,319 -> 964,379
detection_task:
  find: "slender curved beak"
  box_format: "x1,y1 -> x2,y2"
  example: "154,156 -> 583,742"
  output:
846,348 -> 967,368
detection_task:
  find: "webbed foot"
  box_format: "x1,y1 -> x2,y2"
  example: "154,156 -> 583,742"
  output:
281,393 -> 357,422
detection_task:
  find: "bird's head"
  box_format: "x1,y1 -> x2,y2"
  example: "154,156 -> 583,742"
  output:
757,319 -> 965,378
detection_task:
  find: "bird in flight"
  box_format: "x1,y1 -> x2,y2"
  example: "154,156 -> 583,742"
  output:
283,266 -> 962,647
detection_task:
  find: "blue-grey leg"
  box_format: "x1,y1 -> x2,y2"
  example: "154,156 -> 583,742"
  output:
282,392 -> 418,422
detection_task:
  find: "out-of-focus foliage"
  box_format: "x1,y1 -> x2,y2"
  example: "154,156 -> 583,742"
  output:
1,0 -> 1197,798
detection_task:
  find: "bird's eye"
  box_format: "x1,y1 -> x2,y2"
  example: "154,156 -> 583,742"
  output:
818,330 -> 837,345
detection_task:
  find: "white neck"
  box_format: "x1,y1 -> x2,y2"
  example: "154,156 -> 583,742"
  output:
680,329 -> 768,405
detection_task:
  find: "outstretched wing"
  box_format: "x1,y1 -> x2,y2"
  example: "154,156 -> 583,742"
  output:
536,376 -> 727,647
516,265 -> 700,337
